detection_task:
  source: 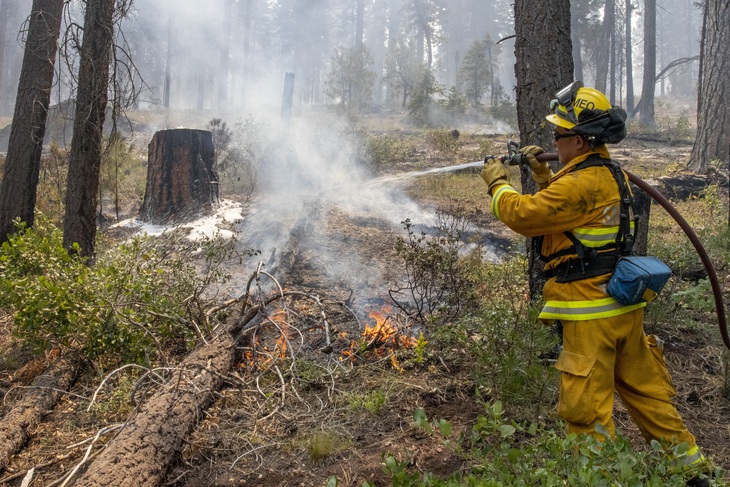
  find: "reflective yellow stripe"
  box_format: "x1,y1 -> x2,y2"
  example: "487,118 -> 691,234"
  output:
678,445 -> 705,467
573,222 -> 636,248
540,297 -> 645,321
490,185 -> 519,221
573,226 -> 621,247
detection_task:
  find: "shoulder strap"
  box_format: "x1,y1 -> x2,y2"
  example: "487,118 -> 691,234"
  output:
541,154 -> 637,263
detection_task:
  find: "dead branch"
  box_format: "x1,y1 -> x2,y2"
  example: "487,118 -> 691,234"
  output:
70,267 -> 274,485
54,424 -> 124,487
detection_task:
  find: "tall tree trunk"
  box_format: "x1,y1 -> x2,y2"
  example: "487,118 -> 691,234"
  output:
0,0 -> 63,243
218,0 -> 233,109
0,0 -> 9,112
355,0 -> 365,49
514,0 -> 573,299
609,11 -> 616,103
571,9 -> 584,82
163,15 -> 172,108
595,0 -> 615,94
62,0 -> 115,259
370,0 -> 387,106
639,0 -> 656,126
385,0 -> 401,104
687,0 -> 730,174
626,0 -> 635,114
240,0 -> 252,107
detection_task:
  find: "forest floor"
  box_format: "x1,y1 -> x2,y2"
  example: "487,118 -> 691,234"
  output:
0,106 -> 728,486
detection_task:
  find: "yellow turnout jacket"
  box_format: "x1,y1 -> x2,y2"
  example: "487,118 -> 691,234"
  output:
489,146 -> 644,322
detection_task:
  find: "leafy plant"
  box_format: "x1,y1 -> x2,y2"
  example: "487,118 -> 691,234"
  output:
390,211 -> 478,327
209,117 -> 260,198
407,68 -> 444,127
365,133 -> 412,172
437,87 -> 467,121
99,133 -> 144,221
0,215 -> 223,365
348,389 -> 387,415
425,129 -> 461,162
374,402 -> 721,486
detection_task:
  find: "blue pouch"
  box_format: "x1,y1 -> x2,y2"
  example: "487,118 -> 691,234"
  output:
607,256 -> 672,306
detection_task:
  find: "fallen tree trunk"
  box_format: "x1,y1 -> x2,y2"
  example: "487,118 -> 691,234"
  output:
72,332 -> 235,486
0,353 -> 81,471
72,307 -> 262,486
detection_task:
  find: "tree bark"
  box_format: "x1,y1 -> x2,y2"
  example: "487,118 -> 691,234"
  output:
62,0 -> 115,259
0,353 -> 80,471
513,0 -> 573,299
594,0 -> 615,95
687,0 -> 730,173
0,0 -> 63,243
140,129 -> 219,223
625,0 -> 634,114
638,0 -> 656,127
631,184 -> 651,256
0,0 -> 9,110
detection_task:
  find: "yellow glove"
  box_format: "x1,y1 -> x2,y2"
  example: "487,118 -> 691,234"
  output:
481,157 -> 510,193
520,145 -> 552,184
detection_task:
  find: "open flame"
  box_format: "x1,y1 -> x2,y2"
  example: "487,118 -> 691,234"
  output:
341,305 -> 417,363
240,309 -> 290,370
363,305 -> 414,349
239,303 -> 417,371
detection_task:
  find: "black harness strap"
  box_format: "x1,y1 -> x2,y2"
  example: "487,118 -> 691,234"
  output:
542,155 -> 638,283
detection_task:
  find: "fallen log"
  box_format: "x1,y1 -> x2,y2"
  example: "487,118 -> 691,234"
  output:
71,305 -> 263,486
70,330 -> 236,486
0,353 -> 81,471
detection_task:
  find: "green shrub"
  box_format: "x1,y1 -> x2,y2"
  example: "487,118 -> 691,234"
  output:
306,430 -> 350,463
0,216 -> 215,365
99,134 -> 146,220
425,129 -> 461,161
391,212 -> 478,327
374,402 -> 721,486
487,99 -> 518,131
366,133 -> 412,172
347,389 -> 387,415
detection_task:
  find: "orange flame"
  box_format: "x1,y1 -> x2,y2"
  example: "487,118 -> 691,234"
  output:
341,305 -> 417,362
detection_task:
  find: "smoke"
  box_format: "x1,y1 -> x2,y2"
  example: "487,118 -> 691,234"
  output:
232,113 -> 437,297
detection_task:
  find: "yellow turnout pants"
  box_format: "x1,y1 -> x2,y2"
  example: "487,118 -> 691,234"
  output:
555,308 -> 696,447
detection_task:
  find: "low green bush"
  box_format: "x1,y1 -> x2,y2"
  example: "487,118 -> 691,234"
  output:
366,133 -> 413,172
371,402 -> 720,486
0,215 -> 219,365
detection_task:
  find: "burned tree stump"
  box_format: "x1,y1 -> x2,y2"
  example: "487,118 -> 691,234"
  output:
140,129 -> 219,223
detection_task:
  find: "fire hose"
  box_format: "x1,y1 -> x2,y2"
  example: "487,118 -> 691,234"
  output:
497,142 -> 729,351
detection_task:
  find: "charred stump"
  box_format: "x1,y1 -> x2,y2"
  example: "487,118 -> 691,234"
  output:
140,129 -> 219,223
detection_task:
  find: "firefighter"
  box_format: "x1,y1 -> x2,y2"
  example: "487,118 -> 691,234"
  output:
480,82 -> 710,486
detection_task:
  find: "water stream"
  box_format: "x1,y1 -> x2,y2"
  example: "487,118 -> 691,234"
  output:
365,160 -> 484,187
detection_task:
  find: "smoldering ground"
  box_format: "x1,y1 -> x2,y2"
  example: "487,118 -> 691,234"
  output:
225,115 -> 512,303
